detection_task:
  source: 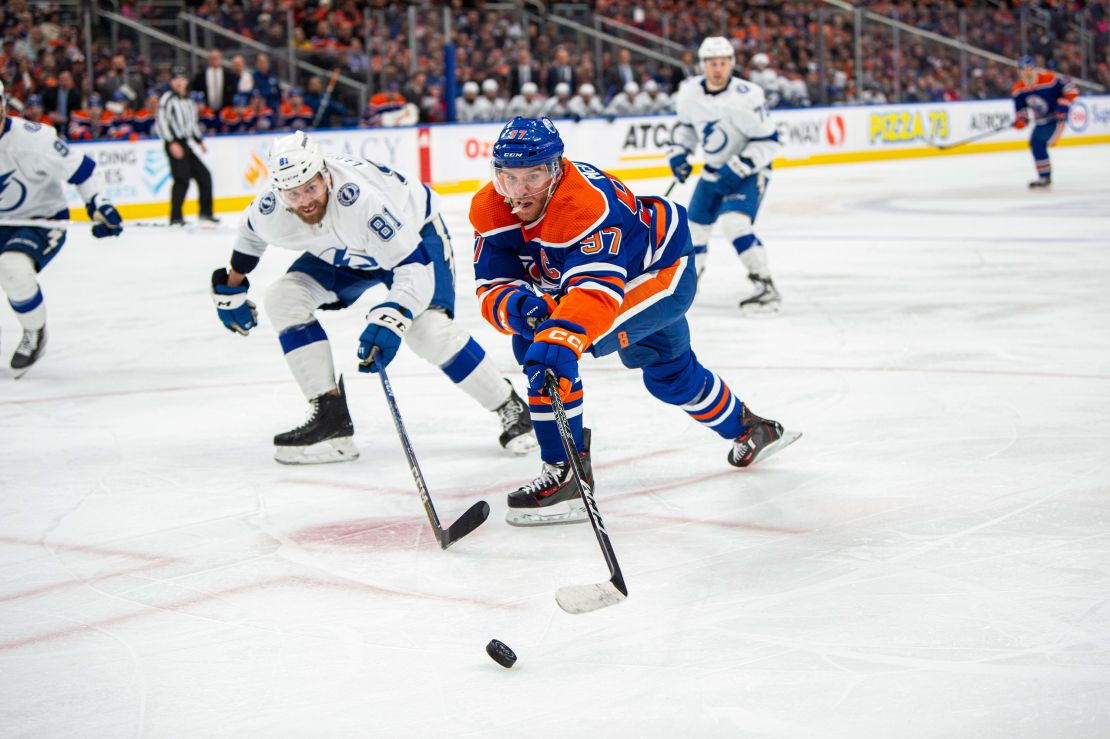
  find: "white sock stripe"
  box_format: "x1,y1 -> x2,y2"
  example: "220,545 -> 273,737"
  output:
682,374 -> 722,412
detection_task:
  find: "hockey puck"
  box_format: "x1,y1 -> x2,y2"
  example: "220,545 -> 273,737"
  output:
485,639 -> 517,669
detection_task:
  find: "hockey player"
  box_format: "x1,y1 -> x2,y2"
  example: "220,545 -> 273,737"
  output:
639,79 -> 672,114
669,36 -> 783,314
567,83 -> 604,119
748,52 -> 782,108
0,80 -> 123,377
506,82 -> 546,119
604,81 -> 646,117
470,117 -> 797,525
479,79 -> 508,122
542,82 -> 574,119
455,81 -> 484,122
1012,55 -> 1078,188
210,131 -> 536,464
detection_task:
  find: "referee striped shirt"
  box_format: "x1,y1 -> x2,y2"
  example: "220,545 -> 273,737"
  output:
155,91 -> 202,144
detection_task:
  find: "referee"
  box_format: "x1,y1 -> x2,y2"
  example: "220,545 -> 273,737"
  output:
156,67 -> 218,225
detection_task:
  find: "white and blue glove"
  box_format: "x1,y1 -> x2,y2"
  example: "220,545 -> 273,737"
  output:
700,156 -> 755,191
86,194 -> 123,238
667,148 -> 692,183
210,268 -> 257,336
358,302 -> 413,373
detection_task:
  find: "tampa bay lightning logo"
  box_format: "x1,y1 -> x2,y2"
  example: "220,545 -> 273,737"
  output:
337,182 -> 360,206
0,170 -> 29,213
702,120 -> 729,155
259,191 -> 276,215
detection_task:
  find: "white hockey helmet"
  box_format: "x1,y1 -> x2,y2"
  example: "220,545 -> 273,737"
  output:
269,130 -> 327,191
521,81 -> 539,95
0,79 -> 6,119
698,36 -> 735,73
623,81 -> 640,95
481,78 -> 499,94
752,52 -> 770,68
462,80 -> 479,96
643,79 -> 659,93
554,82 -> 571,96
578,83 -> 596,97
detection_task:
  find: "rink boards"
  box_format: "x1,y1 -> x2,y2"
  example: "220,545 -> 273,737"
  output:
58,94 -> 1110,220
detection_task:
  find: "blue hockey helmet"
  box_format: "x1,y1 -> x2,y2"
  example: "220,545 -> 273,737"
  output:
232,93 -> 249,107
1019,55 -> 1036,69
490,117 -> 565,207
492,117 -> 564,169
190,90 -> 206,104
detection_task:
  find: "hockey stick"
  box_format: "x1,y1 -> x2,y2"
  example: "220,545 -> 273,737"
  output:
312,68 -> 342,129
0,217 -> 224,229
544,369 -> 628,613
663,179 -> 678,197
372,352 -> 490,549
931,124 -> 1011,151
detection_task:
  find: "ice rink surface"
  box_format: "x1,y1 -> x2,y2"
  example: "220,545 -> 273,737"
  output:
2,146 -> 1109,738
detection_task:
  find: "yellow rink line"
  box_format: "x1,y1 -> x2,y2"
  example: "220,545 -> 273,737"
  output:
70,134 -> 1110,220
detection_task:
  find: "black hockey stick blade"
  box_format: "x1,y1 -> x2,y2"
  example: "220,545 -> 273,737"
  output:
440,500 -> 491,550
373,352 -> 489,550
544,370 -> 628,614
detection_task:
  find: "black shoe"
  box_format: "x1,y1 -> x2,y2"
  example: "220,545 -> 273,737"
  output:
1029,176 -> 1052,189
739,275 -> 782,314
506,428 -> 592,526
198,214 -> 221,224
169,218 -> 186,226
496,382 -> 537,454
728,406 -> 785,467
11,327 -> 46,378
273,376 -> 358,464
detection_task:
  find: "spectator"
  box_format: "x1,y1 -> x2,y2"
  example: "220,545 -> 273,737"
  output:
545,47 -> 577,95
192,48 -> 235,111
605,48 -> 637,98
279,87 -> 314,130
21,93 -> 50,126
749,52 -> 782,108
230,54 -> 254,95
252,52 -> 281,110
249,90 -> 276,131
220,93 -> 254,134
508,48 -> 541,96
42,69 -> 80,132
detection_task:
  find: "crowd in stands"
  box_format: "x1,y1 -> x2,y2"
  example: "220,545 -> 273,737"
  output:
2,0 -> 1106,141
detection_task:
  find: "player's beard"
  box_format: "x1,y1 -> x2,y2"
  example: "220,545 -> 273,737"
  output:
291,195 -> 328,225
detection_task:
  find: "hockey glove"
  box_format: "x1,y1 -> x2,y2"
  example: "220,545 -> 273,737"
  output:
358,302 -> 413,373
503,289 -> 556,340
210,268 -> 257,336
668,149 -> 692,183
86,194 -> 123,238
701,156 -> 754,191
523,319 -> 587,400
1013,114 -> 1028,130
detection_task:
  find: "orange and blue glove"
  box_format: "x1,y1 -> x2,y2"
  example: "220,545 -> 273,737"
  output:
524,318 -> 587,400
502,289 -> 556,340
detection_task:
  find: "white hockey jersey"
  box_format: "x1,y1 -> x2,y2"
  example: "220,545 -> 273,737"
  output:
0,117 -> 105,221
505,93 -> 547,119
232,155 -> 441,317
671,76 -> 781,173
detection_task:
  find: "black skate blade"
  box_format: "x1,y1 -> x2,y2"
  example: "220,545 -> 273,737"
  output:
751,430 -> 802,465
556,579 -> 628,614
440,500 -> 491,549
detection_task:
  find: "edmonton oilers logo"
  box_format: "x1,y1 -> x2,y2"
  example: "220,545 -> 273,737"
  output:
338,182 -> 360,206
259,191 -> 276,214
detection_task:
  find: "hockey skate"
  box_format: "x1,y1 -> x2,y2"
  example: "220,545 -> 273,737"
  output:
739,275 -> 782,315
10,327 -> 46,379
506,428 -> 592,526
728,406 -> 801,468
273,376 -> 358,465
1029,175 -> 1052,189
496,382 -> 538,454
